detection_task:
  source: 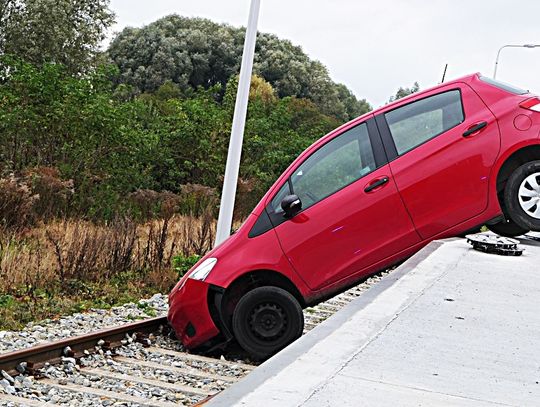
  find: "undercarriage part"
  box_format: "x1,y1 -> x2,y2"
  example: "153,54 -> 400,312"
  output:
466,234 -> 523,256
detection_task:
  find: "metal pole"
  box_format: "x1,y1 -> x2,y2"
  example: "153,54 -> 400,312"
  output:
215,0 -> 261,246
493,45 -> 511,79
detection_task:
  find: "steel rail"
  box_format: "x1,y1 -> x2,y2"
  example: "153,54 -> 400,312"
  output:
0,316 -> 168,375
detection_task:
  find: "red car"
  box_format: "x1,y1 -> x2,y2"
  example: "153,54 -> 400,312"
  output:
169,73 -> 540,359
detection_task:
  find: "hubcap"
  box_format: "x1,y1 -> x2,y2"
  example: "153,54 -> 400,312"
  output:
249,303 -> 287,341
518,172 -> 540,219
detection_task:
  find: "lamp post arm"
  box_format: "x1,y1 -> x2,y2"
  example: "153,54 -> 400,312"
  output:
494,45 -> 513,79
493,44 -> 539,79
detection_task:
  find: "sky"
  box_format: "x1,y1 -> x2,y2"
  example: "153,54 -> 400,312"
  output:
107,0 -> 540,107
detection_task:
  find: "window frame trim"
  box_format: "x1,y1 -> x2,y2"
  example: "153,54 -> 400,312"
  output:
264,117 -> 388,228
376,88 -> 466,162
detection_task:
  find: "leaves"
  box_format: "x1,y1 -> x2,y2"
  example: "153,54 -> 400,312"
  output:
388,82 -> 420,103
0,0 -> 115,74
172,254 -> 201,278
0,56 -> 343,220
107,15 -> 371,121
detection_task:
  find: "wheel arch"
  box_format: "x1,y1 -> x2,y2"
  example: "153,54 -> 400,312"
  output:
209,269 -> 306,342
496,145 -> 540,208
224,269 -> 306,309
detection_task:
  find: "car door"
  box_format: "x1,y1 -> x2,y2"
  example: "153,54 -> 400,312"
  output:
267,117 -> 420,292
376,84 -> 500,240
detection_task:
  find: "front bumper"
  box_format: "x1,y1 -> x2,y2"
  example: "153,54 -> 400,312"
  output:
168,278 -> 220,349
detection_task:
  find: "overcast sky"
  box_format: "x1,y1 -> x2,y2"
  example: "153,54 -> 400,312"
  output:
108,0 -> 540,107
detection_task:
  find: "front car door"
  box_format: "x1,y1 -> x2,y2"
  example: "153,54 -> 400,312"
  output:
266,117 -> 420,292
376,84 -> 500,239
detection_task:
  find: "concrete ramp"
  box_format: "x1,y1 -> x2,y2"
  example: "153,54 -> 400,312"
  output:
208,236 -> 540,407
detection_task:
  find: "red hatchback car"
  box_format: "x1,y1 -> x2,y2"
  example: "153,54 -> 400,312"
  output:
169,73 -> 540,359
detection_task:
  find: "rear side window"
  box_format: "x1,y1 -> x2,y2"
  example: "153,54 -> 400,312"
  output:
479,76 -> 528,95
385,90 -> 464,155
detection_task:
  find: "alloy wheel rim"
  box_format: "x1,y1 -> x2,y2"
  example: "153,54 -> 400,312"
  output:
518,172 -> 540,219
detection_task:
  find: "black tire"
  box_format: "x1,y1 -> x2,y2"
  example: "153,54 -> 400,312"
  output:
232,286 -> 303,360
459,226 -> 482,237
504,160 -> 540,231
486,219 -> 529,237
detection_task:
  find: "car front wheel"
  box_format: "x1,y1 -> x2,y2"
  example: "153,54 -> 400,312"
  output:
505,160 -> 540,232
232,286 -> 304,360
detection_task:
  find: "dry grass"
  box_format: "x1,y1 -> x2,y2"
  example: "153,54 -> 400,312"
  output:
0,169 -> 224,329
0,214 -> 217,329
0,214 -> 215,293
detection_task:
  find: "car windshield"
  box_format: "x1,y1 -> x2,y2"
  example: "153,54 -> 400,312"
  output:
479,76 -> 529,95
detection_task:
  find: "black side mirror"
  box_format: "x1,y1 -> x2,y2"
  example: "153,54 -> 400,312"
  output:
281,194 -> 302,217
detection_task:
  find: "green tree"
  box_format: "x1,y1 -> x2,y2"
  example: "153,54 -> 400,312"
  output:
0,1 -> 21,52
388,82 -> 420,103
0,55 -> 358,220
0,0 -> 115,74
0,57 -> 155,218
107,15 -> 371,121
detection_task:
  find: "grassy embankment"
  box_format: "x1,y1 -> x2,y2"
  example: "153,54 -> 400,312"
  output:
0,215 -> 212,330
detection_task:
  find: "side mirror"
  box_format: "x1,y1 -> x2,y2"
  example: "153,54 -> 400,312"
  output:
281,194 -> 302,217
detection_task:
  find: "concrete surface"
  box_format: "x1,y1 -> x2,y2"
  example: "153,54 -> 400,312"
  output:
208,234 -> 540,407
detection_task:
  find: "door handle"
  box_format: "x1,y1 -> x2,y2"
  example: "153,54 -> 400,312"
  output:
462,121 -> 487,137
364,177 -> 389,193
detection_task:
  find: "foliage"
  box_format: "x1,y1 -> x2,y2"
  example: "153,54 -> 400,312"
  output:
388,82 -> 420,103
0,57 -> 156,219
0,174 -> 38,230
107,15 -> 371,121
0,216 -> 212,329
0,0 -> 115,74
172,254 -> 201,278
0,57 -> 341,220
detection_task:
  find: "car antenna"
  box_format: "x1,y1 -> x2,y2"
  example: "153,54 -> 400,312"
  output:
440,64 -> 448,83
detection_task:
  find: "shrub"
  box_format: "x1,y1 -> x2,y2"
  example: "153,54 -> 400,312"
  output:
0,174 -> 38,230
24,167 -> 74,220
128,189 -> 182,220
178,184 -> 218,217
172,254 -> 201,278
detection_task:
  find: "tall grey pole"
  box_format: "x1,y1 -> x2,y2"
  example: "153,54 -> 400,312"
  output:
494,45 -> 513,79
215,0 -> 261,246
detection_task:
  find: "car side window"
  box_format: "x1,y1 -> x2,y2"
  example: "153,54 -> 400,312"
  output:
269,182 -> 291,214
384,90 -> 464,155
289,123 -> 376,211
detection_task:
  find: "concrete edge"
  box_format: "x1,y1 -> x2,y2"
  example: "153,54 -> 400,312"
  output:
207,239 -> 449,407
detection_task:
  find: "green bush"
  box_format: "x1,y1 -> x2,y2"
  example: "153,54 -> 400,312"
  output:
0,56 -> 344,223
172,254 -> 201,278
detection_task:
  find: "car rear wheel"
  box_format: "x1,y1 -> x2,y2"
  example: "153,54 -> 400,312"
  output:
232,286 -> 303,360
486,219 -> 529,237
504,160 -> 540,232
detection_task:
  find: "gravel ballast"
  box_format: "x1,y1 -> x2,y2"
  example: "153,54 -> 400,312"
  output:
0,268 -> 394,406
0,294 -> 168,355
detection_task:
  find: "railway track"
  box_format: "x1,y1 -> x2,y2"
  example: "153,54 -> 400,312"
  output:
0,269 -> 390,406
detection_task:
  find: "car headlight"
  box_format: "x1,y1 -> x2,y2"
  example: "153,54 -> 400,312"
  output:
188,258 -> 217,281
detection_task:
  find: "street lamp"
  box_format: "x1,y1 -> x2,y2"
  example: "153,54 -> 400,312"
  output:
215,0 -> 261,246
493,44 -> 540,79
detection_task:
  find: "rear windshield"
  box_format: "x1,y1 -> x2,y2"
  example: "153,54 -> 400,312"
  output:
479,76 -> 529,95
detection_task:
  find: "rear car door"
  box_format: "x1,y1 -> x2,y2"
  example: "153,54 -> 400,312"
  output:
267,117 -> 420,291
376,84 -> 500,239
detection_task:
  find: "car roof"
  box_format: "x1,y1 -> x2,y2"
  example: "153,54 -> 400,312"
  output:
373,73 -> 479,115
324,73 -> 480,139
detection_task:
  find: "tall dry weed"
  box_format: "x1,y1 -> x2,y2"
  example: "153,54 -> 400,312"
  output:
0,213 -> 216,295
